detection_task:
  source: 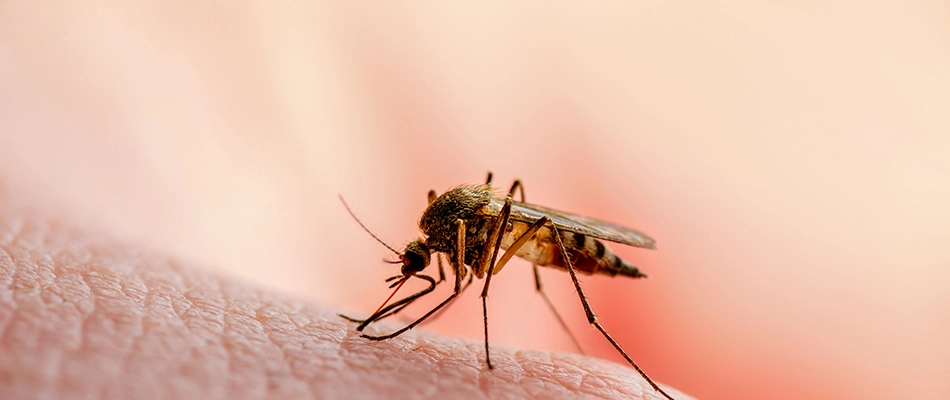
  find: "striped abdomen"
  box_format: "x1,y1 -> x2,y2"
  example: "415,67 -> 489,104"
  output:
498,221 -> 646,278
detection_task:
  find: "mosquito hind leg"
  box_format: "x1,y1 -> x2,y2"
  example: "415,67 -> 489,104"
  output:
531,263 -> 585,354
511,176 -> 581,354
549,224 -> 675,400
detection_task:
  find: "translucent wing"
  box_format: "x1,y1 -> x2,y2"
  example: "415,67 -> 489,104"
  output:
485,197 -> 657,249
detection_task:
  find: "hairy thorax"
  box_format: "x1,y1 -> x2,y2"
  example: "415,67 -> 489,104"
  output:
418,186 -> 496,267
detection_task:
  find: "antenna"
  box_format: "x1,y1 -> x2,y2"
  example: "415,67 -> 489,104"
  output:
338,194 -> 400,255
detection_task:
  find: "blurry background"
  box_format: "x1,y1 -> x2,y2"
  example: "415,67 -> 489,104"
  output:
2,1 -> 948,399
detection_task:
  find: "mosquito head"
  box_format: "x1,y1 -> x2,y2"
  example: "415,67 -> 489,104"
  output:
400,240 -> 430,276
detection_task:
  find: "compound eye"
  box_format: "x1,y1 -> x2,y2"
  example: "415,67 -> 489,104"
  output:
402,251 -> 427,274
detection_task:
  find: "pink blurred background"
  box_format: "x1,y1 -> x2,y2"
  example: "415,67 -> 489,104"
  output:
2,2 -> 948,399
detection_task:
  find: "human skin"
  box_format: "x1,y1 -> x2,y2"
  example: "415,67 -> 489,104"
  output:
0,206 -> 690,400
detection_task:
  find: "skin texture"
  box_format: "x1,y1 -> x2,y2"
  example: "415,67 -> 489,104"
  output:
0,206 -> 690,400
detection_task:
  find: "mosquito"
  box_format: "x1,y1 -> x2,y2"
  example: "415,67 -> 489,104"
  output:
340,172 -> 674,400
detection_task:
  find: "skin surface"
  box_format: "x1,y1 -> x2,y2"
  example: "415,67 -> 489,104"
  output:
0,205 -> 689,400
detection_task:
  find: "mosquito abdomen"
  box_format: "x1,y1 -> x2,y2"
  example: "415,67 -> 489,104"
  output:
501,223 -> 646,278
560,230 -> 647,278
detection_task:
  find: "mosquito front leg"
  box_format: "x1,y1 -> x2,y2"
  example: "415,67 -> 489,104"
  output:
361,219 -> 468,341
549,224 -> 675,400
346,274 -> 438,329
341,274 -> 437,325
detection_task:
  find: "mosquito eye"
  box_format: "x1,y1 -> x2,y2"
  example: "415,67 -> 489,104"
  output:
401,251 -> 428,274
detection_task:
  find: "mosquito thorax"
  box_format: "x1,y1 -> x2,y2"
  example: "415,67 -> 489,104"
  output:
419,186 -> 493,249
400,240 -> 430,275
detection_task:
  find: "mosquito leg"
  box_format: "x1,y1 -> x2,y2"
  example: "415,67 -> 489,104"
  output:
550,224 -> 675,400
354,275 -> 438,329
391,269 -> 479,329
474,205 -> 557,372
476,197 -> 514,369
489,215 -> 546,276
508,179 -> 525,202
508,156 -> 564,354
340,274 -> 438,325
344,291 -> 421,326
361,219 -> 468,341
360,292 -> 459,341
509,177 -> 579,352
436,253 -> 446,283
368,260 -> 475,328
416,272 -> 477,327
463,271 -> 475,290
338,314 -> 365,323
359,296 -> 418,327
418,219 -> 475,322
342,298 -> 421,325
532,263 -> 585,354
474,213 -> 567,368
417,275 -> 474,326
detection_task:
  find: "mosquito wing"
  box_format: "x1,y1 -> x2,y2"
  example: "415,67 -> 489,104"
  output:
485,197 -> 657,249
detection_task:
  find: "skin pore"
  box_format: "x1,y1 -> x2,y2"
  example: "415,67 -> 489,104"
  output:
0,206 -> 688,399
